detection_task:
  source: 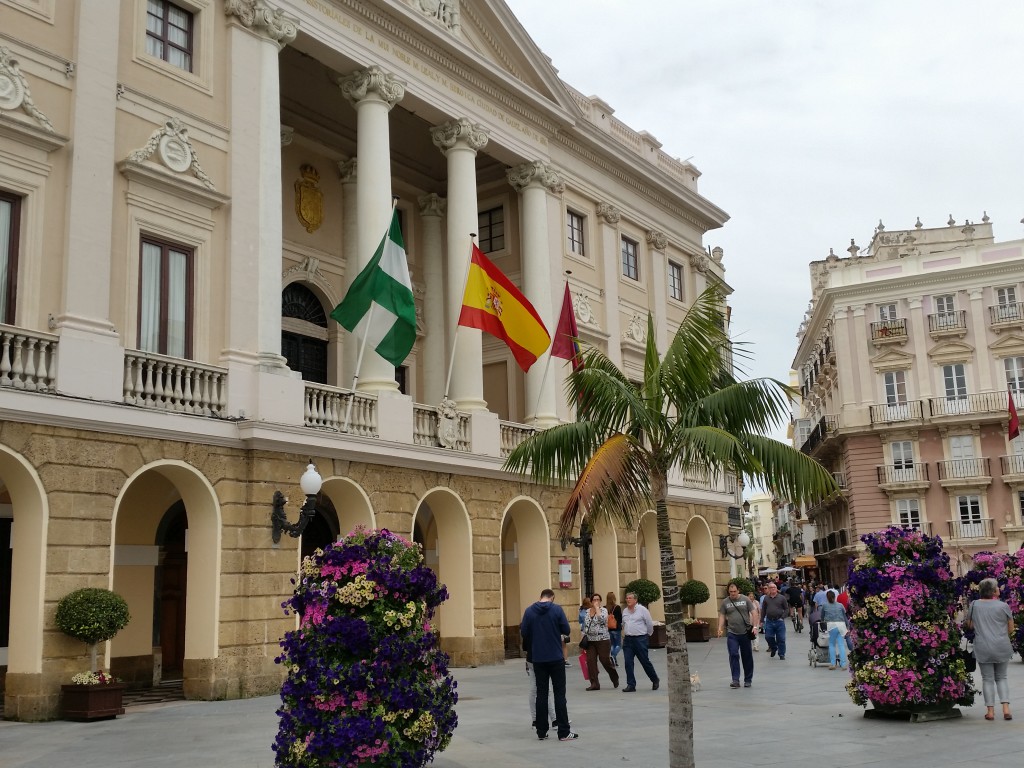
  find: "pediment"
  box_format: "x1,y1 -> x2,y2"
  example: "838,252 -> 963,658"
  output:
927,339 -> 974,365
989,332 -> 1024,358
870,347 -> 914,372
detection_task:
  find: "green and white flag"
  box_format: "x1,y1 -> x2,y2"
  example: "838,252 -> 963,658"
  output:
330,210 -> 416,367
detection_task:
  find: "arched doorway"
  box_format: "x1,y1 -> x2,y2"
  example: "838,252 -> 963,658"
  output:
282,282 -> 328,384
155,502 -> 187,681
500,497 -> 550,657
584,515 -> 618,603
412,489 -> 474,664
636,511 -> 664,621
300,495 -> 340,562
319,476 -> 375,540
684,515 -> 717,620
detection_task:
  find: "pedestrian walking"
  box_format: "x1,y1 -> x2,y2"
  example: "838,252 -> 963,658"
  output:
718,581 -> 758,688
820,589 -> 849,670
619,591 -> 660,692
521,589 -> 579,741
966,577 -> 1016,721
760,582 -> 790,659
747,591 -> 762,651
581,594 -> 619,690
605,591 -> 623,667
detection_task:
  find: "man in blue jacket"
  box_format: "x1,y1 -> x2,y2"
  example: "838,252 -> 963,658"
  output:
521,589 -> 578,741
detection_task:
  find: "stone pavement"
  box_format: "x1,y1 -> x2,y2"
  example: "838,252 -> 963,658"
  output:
2,637 -> 1022,767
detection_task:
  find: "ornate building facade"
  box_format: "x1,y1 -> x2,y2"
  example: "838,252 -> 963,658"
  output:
792,217 -> 1024,584
0,0 -> 735,719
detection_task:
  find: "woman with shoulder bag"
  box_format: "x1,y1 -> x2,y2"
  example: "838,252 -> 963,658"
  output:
606,591 -> 623,667
581,594 -> 619,691
965,578 -> 1016,721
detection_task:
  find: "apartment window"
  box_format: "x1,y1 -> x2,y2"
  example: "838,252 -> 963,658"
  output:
621,236 -> 639,280
996,286 -> 1017,306
879,303 -> 898,321
956,494 -> 983,537
942,363 -> 967,400
0,191 -> 20,325
566,210 -> 585,257
139,236 -> 193,358
892,440 -> 914,481
668,261 -> 683,301
934,294 -> 955,315
146,0 -> 194,72
1005,356 -> 1024,393
477,206 -> 504,253
994,286 -> 1020,322
883,370 -> 907,405
896,499 -> 921,530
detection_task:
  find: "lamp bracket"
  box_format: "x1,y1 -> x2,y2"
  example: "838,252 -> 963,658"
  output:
271,489 -> 318,543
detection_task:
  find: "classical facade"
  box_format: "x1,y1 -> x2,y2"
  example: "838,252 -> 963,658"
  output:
792,217 -> 1024,584
0,1 -> 736,720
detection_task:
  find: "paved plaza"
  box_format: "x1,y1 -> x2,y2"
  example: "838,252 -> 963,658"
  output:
2,637 -> 1022,767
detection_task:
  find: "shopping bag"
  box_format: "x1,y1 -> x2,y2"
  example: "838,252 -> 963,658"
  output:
578,652 -> 589,681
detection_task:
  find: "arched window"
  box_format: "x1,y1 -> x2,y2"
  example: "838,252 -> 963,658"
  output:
281,283 -> 328,384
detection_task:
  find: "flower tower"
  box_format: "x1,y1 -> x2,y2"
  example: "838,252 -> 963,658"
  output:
846,526 -> 975,717
274,528 -> 458,767
964,549 -> 1024,656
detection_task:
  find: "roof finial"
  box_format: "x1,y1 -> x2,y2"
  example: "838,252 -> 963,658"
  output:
914,216 -> 923,229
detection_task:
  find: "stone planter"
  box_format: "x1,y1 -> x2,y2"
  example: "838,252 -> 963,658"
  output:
60,683 -> 126,721
649,623 -> 668,649
684,623 -> 711,642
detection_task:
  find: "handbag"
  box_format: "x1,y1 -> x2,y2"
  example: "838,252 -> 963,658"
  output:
579,615 -> 592,649
728,597 -> 756,640
607,611 -> 618,630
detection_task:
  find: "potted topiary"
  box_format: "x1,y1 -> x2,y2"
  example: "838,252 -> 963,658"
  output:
55,587 -> 131,721
624,578 -> 666,647
680,579 -> 712,642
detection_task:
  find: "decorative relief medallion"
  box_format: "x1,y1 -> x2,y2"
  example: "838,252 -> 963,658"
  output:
506,161 -> 564,194
294,164 -> 324,234
430,118 -> 488,152
436,396 -> 460,449
574,291 -> 596,326
596,202 -> 620,225
338,66 -> 405,109
0,47 -> 55,132
645,230 -> 667,251
283,255 -> 324,281
127,118 -> 215,189
224,0 -> 298,48
623,313 -> 647,344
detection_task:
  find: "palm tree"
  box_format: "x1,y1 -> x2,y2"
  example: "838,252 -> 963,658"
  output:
504,286 -> 837,768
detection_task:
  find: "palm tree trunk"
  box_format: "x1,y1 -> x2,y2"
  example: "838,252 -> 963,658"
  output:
654,472 -> 694,768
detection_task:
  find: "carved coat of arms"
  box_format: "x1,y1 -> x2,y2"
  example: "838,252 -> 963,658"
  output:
294,164 -> 323,234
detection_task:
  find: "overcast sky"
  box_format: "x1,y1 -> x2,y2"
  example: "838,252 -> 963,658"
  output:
504,0 -> 1024,428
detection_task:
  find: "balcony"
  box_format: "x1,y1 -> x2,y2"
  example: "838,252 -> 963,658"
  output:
927,310 -> 968,338
898,521 -> 933,536
876,463 -> 930,491
936,458 -> 991,487
302,383 -> 378,437
500,420 -> 536,457
870,318 -> 908,345
1000,453 -> 1024,482
800,414 -> 840,455
831,470 -> 847,489
0,324 -> 58,393
928,391 -> 1007,419
123,350 -> 227,417
989,302 -> 1024,330
946,517 -> 995,541
869,400 -> 924,424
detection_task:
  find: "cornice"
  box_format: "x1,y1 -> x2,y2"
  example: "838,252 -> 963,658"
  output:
0,113 -> 67,152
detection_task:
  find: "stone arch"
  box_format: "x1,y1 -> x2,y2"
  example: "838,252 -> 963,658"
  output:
412,488 -> 473,651
684,515 -> 717,620
111,460 -> 220,685
584,515 -> 619,603
0,445 -> 48,686
499,496 -> 550,651
636,510 -> 664,621
319,475 -> 375,537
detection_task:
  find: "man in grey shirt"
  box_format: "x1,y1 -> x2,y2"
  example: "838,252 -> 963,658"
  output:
718,582 -> 758,688
760,582 -> 790,660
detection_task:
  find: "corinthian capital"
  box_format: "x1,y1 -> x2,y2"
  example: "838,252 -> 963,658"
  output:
506,161 -> 564,195
430,118 -> 489,153
596,202 -> 620,225
645,230 -> 668,251
418,193 -> 447,218
338,66 -> 405,109
225,0 -> 298,48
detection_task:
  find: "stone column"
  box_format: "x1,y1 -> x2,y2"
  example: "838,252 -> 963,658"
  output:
646,231 -> 669,350
418,193 -> 447,406
338,65 -> 405,394
431,118 -> 489,411
337,158 -> 358,386
222,1 -> 302,422
507,161 -> 564,426
596,203 -> 623,367
907,297 -> 932,398
55,0 -> 124,400
968,288 -> 992,391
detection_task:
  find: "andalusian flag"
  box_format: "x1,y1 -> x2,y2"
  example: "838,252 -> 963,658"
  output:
458,245 -> 550,372
330,210 -> 416,367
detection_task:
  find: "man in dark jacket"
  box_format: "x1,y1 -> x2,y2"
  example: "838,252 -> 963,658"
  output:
521,589 -> 577,741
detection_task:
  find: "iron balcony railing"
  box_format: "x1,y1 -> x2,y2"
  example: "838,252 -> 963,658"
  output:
876,463 -> 929,484
927,310 -> 967,333
936,457 -> 990,481
947,517 -> 994,540
869,400 -> 924,424
898,521 -> 932,536
989,302 -> 1023,324
800,414 -> 840,454
870,318 -> 908,341
928,391 -> 1007,417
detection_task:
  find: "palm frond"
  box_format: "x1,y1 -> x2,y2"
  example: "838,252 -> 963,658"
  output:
739,433 -> 838,504
503,421 -> 606,486
687,378 -> 795,435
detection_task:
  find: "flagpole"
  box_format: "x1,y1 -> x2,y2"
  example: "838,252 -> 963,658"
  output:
342,197 -> 399,432
442,233 -> 478,400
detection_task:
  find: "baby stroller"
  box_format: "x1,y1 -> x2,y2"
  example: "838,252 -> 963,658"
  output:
807,608 -> 830,667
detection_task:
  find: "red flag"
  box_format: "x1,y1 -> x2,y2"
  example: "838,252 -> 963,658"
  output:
550,283 -> 581,370
1010,391 -> 1021,441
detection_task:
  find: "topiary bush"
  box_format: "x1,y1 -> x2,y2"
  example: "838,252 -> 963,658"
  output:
54,588 -> 131,673
679,579 -> 711,610
623,578 -> 661,607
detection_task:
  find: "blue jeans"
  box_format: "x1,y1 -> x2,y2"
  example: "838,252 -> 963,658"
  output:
764,618 -> 787,658
827,627 -> 847,667
726,631 -> 754,683
622,634 -> 659,688
609,629 -> 621,661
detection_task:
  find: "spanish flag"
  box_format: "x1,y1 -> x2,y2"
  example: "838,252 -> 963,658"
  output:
458,245 -> 550,372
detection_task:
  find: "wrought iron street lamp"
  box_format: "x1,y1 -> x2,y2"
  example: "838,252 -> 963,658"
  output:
271,461 -> 323,543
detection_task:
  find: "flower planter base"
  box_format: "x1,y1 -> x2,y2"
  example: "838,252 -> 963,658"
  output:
864,703 -> 962,723
60,683 -> 126,721
684,624 -> 711,643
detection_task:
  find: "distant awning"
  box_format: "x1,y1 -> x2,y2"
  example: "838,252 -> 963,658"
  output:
793,555 -> 817,568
